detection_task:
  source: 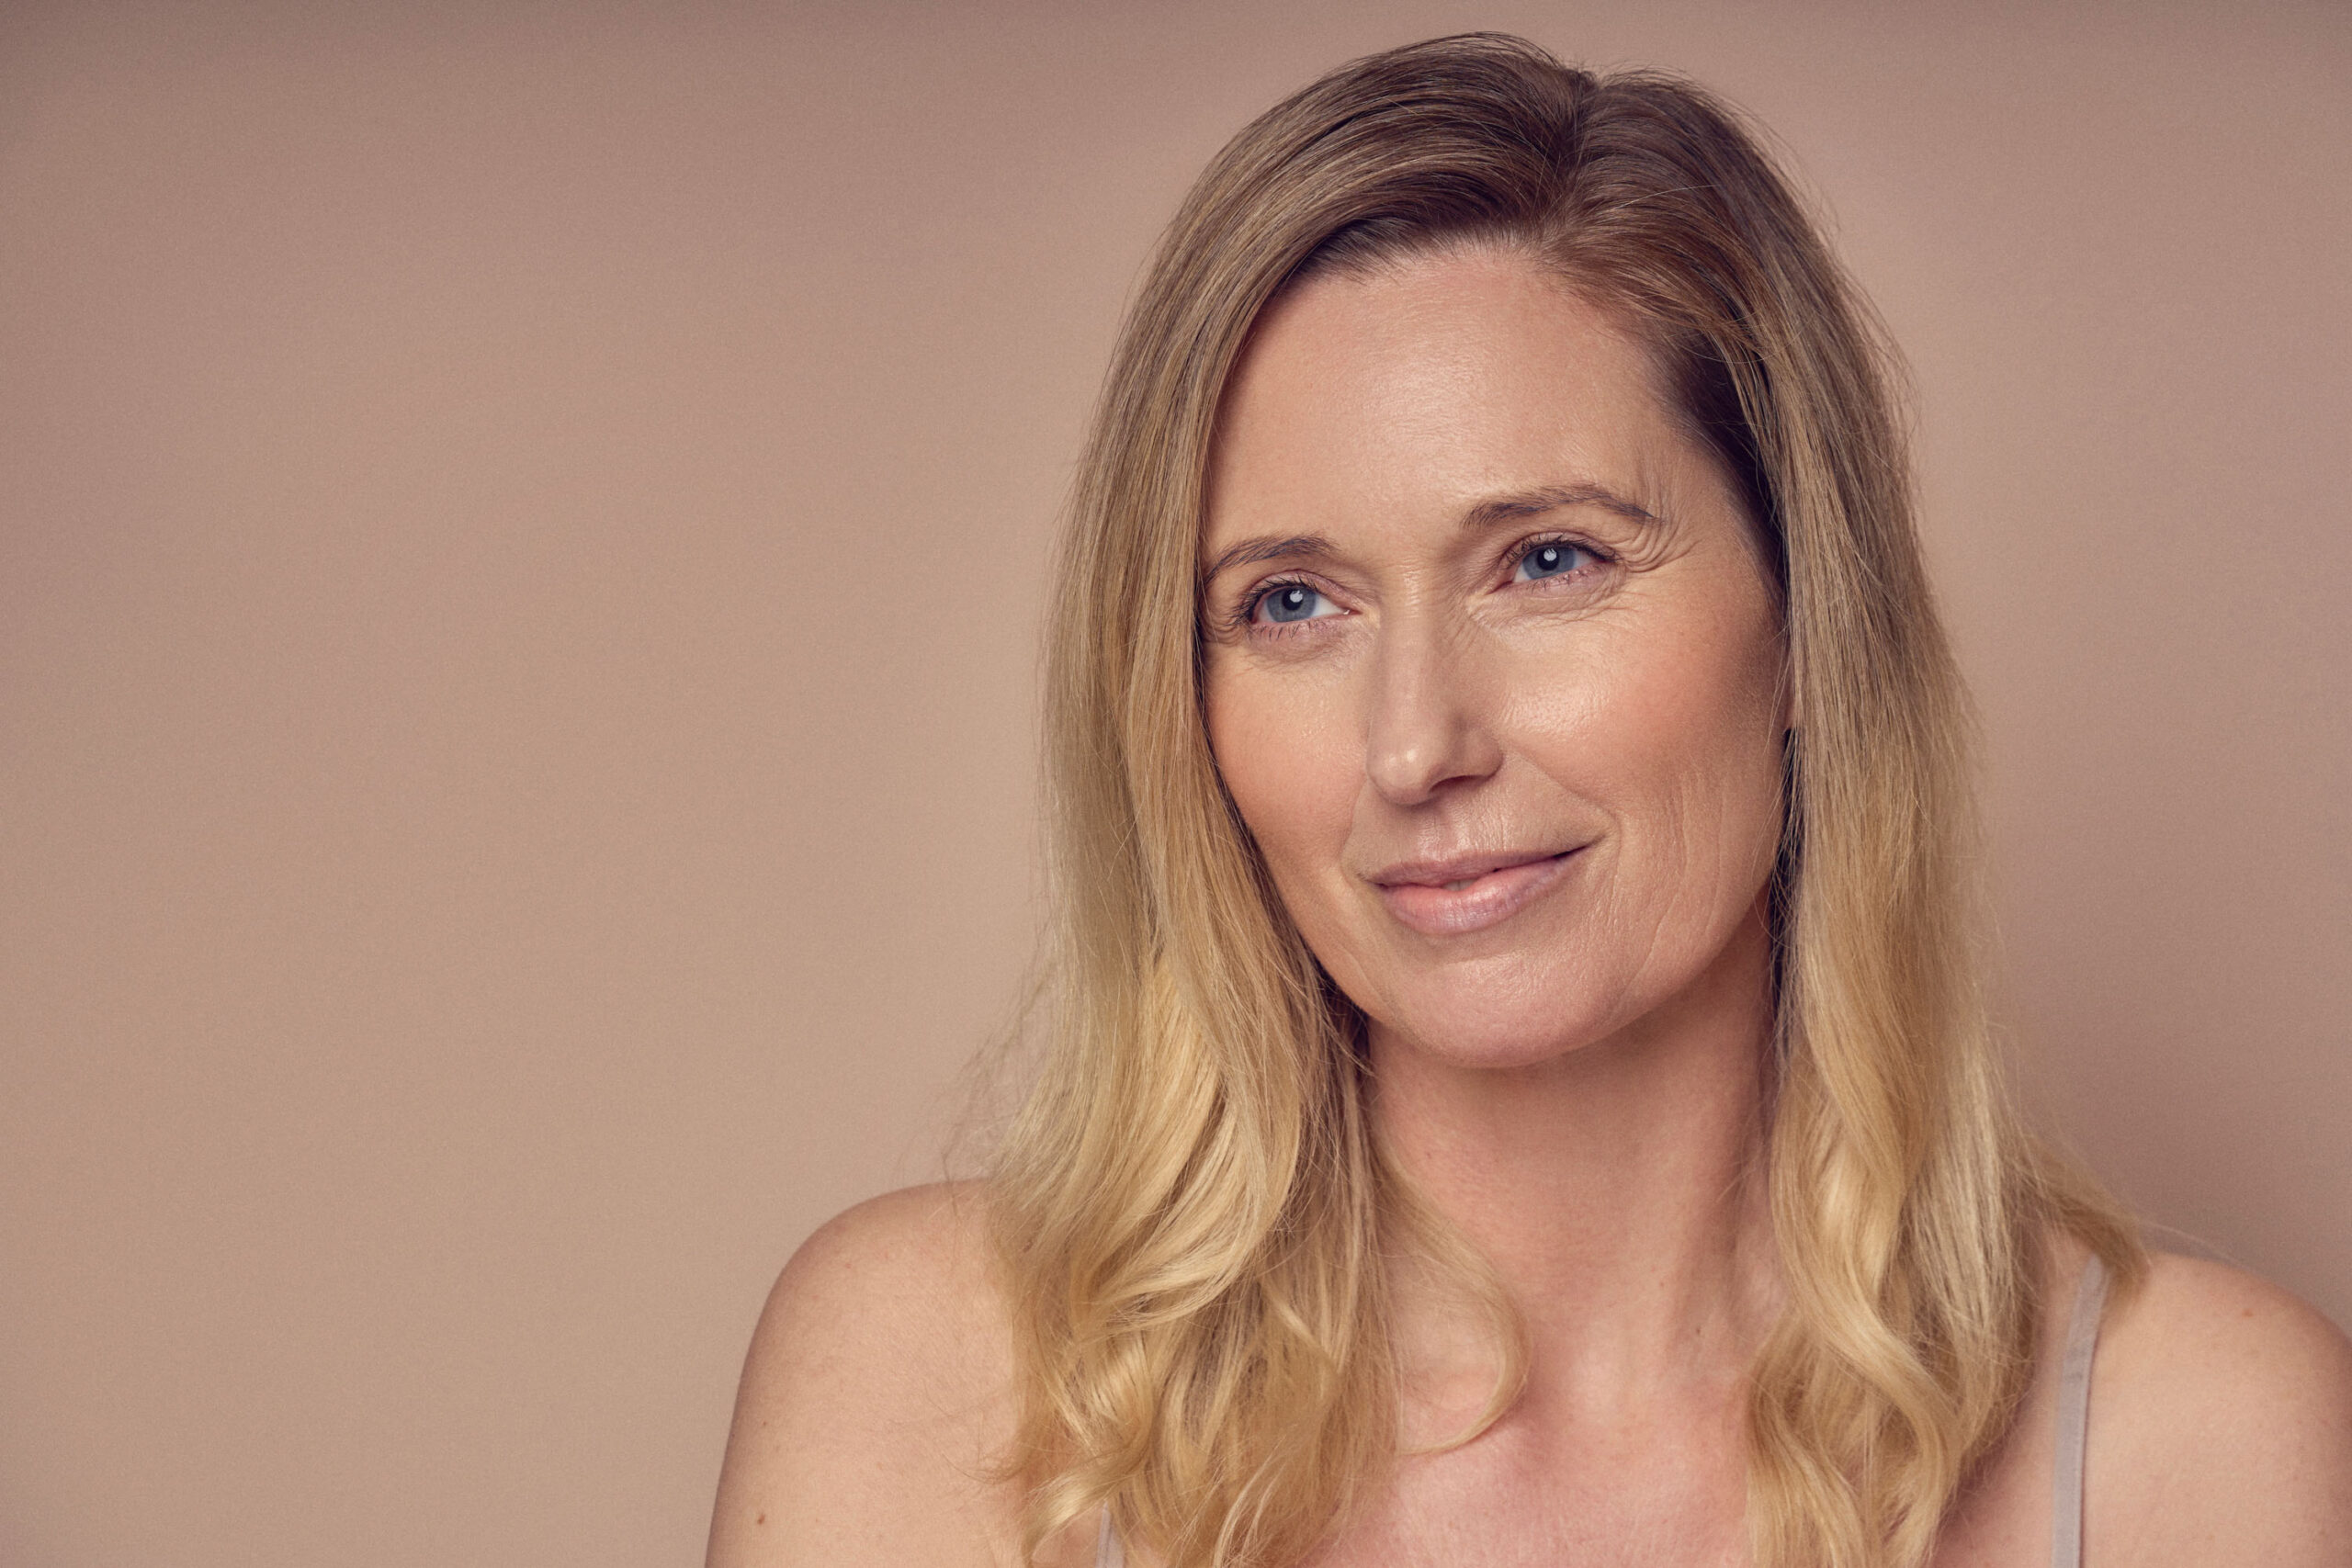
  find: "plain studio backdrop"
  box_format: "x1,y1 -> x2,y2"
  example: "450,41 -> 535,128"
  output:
1,2 -> 2345,1563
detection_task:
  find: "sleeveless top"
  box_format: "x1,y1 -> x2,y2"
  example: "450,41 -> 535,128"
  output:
1094,1253 -> 2110,1568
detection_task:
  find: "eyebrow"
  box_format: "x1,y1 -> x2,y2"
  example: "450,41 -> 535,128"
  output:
1464,481 -> 1657,531
1200,482 -> 1658,581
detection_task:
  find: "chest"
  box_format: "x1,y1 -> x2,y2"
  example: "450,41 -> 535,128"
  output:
1280,1396 -> 2066,1568
1301,1413 -> 1750,1568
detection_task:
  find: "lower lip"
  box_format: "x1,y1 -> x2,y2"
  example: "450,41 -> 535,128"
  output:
1376,851 -> 1579,937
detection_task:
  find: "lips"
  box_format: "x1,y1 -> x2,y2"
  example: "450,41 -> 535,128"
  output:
1370,847 -> 1581,937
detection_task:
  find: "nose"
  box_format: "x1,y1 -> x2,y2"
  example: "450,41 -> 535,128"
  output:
1363,615 -> 1503,807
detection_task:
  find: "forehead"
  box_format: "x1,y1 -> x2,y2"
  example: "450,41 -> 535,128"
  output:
1204,247 -> 1692,549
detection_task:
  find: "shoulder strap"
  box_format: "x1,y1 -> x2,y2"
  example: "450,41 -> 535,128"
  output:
1097,1505 -> 1125,1568
2051,1252 -> 2110,1568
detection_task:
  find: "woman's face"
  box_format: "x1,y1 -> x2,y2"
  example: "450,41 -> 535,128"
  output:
1201,245 -> 1788,1070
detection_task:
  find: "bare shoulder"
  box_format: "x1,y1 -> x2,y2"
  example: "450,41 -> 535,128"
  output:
2088,1250 -> 2352,1566
707,1182 -> 1044,1568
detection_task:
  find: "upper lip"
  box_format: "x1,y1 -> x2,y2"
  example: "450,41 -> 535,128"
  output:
1366,846 -> 1573,887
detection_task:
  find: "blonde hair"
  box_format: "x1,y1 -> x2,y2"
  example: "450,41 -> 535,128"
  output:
988,33 -> 2140,1568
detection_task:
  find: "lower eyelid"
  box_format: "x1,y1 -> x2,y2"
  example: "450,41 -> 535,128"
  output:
1514,566 -> 1596,592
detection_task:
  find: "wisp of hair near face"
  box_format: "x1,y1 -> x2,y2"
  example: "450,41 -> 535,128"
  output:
987,32 -> 2141,1568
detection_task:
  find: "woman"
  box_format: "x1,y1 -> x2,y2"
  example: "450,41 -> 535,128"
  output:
707,35 -> 2351,1568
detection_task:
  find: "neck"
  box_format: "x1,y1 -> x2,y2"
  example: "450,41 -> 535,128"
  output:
1369,908 -> 1781,1415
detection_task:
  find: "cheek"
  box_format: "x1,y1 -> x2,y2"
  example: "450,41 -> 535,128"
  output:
1204,669 -> 1362,913
1528,609 -> 1785,924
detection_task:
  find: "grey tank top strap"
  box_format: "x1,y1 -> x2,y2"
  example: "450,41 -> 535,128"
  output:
1096,1257 -> 2112,1568
2052,1251 -> 2110,1568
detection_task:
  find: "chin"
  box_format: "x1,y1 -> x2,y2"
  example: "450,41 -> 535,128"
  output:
1363,962 -> 1637,1071
1344,919 -> 1759,1072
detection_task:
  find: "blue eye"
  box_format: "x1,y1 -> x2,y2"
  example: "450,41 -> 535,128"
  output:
1257,583 -> 1330,624
1516,541 -> 1591,581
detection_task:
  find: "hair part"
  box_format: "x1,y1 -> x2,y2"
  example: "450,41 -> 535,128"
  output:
989,33 -> 2141,1568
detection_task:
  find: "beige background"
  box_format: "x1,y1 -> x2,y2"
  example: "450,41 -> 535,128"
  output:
2,2 -> 2345,1563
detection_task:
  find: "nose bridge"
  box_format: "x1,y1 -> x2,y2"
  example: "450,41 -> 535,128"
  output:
1364,598 -> 1499,806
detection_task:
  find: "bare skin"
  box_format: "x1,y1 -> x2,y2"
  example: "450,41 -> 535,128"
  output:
707,249 -> 2352,1567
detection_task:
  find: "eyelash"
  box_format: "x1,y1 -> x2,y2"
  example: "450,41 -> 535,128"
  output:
1227,532 -> 1615,640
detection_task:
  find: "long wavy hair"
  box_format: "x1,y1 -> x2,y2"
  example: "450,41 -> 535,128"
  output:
987,33 -> 2140,1568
